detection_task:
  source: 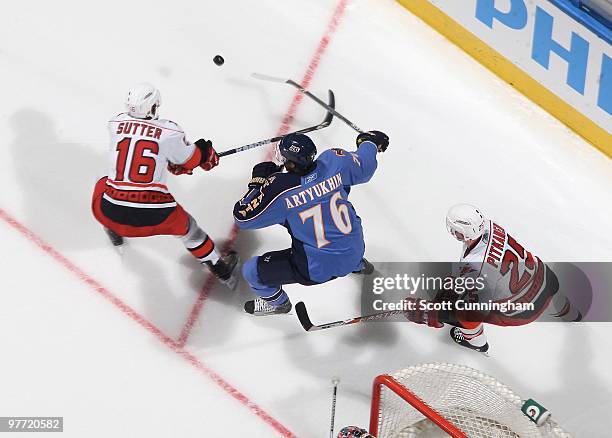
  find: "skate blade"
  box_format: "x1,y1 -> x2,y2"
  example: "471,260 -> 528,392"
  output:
244,307 -> 294,317
221,272 -> 239,291
113,243 -> 126,256
216,253 -> 240,291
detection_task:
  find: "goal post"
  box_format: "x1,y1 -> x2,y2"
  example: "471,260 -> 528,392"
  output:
368,363 -> 571,438
370,374 -> 466,437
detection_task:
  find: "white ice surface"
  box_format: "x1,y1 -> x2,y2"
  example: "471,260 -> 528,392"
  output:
1,0 -> 611,437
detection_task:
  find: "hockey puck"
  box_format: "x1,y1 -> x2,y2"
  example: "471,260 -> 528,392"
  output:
213,55 -> 225,66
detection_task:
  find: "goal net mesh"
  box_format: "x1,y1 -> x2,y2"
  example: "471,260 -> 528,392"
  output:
371,363 -> 571,438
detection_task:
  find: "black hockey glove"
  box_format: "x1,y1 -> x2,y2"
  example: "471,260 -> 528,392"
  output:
356,130 -> 389,153
249,161 -> 282,188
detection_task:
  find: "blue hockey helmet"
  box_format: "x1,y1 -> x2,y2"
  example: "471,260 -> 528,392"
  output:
277,133 -> 317,171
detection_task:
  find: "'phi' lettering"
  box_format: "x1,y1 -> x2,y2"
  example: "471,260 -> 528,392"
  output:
532,7 -> 589,94
598,54 -> 611,115
475,0 -> 528,30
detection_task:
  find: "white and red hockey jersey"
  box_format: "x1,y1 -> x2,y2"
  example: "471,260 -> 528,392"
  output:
454,220 -> 552,319
103,113 -> 199,209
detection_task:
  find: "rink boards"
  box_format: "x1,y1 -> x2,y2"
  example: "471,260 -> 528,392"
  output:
396,0 -> 611,157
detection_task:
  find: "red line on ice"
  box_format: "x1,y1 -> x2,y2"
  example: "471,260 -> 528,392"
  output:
0,0 -> 349,435
0,208 -> 296,437
176,0 -> 350,348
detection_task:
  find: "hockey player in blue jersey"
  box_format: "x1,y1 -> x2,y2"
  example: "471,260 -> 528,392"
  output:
232,130 -> 389,316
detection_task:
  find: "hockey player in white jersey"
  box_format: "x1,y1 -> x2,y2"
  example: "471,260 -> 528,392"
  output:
405,203 -> 581,353
91,83 -> 238,288
441,203 -> 582,353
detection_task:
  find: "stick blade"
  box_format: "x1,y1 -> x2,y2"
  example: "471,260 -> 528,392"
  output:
322,90 -> 335,126
295,301 -> 314,331
251,72 -> 288,83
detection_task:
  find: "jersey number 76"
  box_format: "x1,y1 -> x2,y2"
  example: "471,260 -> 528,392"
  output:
299,192 -> 352,248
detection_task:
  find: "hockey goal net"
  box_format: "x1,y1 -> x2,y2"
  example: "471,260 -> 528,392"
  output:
369,363 -> 571,438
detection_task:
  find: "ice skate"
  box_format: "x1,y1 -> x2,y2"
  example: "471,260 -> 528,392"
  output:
205,251 -> 240,290
104,227 -> 125,254
450,327 -> 490,356
244,297 -> 292,316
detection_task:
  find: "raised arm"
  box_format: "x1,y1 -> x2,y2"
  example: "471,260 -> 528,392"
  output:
326,130 -> 389,186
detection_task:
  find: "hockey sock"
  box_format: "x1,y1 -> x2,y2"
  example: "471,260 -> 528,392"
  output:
187,235 -> 220,265
179,216 -> 220,265
457,323 -> 487,347
242,256 -> 289,304
549,294 -> 582,321
261,288 -> 289,307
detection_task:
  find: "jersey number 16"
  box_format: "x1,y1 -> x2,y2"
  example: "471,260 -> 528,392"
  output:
115,138 -> 159,183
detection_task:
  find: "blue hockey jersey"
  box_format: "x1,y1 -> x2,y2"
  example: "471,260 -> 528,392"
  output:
233,141 -> 378,283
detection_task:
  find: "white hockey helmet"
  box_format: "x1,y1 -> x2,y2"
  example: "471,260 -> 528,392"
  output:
125,83 -> 161,119
446,203 -> 485,241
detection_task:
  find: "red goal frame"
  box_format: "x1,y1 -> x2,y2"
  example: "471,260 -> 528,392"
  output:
369,374 -> 467,438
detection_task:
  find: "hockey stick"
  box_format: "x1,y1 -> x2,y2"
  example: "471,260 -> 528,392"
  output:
252,73 -> 364,133
295,301 -> 405,332
329,377 -> 340,438
218,89 -> 335,157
